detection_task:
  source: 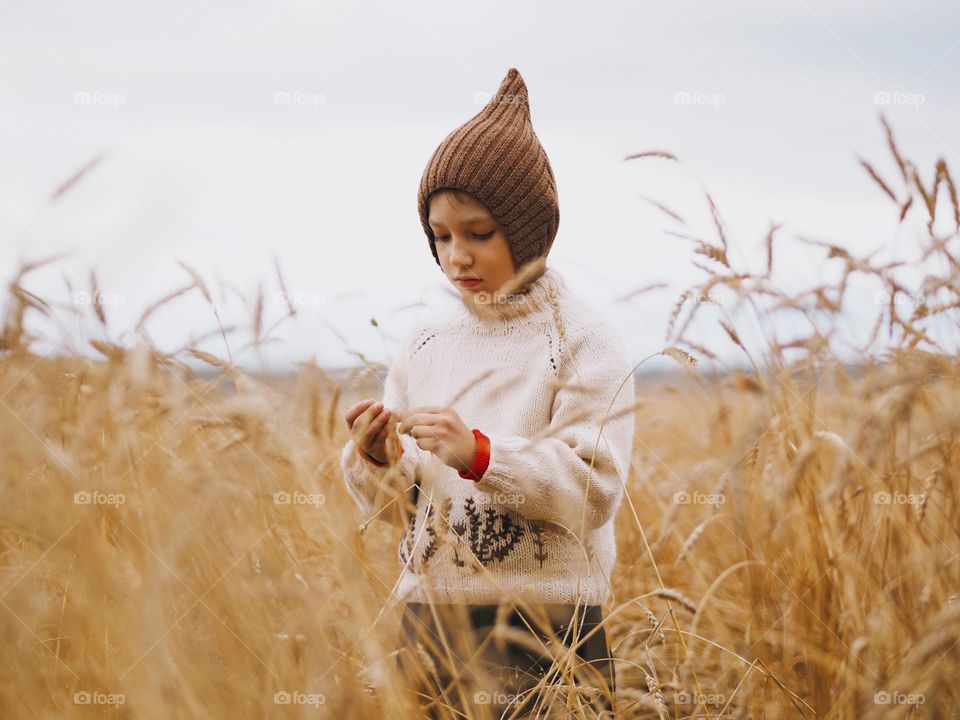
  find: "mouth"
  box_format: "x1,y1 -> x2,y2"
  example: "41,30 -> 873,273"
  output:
455,277 -> 482,287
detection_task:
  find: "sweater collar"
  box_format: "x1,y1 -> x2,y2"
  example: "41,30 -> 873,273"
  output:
459,267 -> 563,324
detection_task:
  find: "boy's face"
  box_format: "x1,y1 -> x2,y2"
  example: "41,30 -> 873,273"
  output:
428,191 -> 516,297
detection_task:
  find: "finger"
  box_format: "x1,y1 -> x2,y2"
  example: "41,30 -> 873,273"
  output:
345,399 -> 377,427
398,411 -> 440,435
363,424 -> 389,457
414,436 -> 436,453
350,399 -> 377,415
351,406 -> 382,438
359,405 -> 389,438
406,424 -> 440,441
361,401 -> 384,421
370,407 -> 392,434
371,423 -> 389,449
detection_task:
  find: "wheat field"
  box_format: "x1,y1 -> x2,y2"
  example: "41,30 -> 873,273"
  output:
1,117 -> 958,718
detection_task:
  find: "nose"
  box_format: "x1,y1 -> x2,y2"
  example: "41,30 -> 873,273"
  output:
449,234 -> 472,267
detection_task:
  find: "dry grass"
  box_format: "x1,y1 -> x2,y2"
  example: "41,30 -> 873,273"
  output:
1,115 -> 958,718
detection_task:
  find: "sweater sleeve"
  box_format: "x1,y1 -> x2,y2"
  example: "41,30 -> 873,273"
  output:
340,326 -> 426,530
473,321 -> 636,534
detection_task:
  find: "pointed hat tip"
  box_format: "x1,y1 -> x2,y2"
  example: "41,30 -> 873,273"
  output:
494,67 -> 529,106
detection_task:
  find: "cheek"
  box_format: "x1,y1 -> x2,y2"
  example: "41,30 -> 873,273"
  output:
435,242 -> 451,267
495,234 -> 513,262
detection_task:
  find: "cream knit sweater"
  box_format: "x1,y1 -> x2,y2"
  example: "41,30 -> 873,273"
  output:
340,268 -> 636,605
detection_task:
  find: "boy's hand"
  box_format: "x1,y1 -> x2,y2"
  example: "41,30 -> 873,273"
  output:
398,405 -> 478,473
344,399 -> 393,463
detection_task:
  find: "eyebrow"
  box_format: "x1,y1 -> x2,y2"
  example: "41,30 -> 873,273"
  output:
429,215 -> 494,226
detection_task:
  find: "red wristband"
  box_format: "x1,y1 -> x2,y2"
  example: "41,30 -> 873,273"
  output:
458,428 -> 490,482
357,435 -> 404,467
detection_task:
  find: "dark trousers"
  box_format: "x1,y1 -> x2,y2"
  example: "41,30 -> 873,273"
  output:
396,600 -> 617,718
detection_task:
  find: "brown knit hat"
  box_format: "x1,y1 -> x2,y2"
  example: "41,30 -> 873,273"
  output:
417,68 -> 560,273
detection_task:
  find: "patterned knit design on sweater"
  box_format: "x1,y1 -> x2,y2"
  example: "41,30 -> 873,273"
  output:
340,268 -> 635,605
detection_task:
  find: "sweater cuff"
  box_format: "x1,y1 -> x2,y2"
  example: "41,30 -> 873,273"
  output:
458,428 -> 490,482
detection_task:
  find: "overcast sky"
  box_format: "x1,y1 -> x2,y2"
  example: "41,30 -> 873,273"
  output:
2,0 -> 958,373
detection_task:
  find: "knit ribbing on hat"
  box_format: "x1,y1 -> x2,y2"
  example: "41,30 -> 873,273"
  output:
417,68 -> 560,273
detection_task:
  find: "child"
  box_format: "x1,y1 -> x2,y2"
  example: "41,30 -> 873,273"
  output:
341,67 -> 635,718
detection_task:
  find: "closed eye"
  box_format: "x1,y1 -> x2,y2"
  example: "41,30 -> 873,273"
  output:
434,231 -> 495,242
